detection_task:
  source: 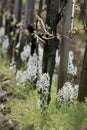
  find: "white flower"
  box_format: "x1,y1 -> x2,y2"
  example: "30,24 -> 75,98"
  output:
37,73 -> 50,109
67,51 -> 77,76
16,70 -> 27,87
21,44 -> 30,61
27,52 -> 38,67
16,70 -> 23,81
2,35 -> 9,53
9,58 -> 16,75
0,104 -> 4,109
56,82 -> 78,105
7,119 -> 13,125
9,65 -> 16,75
73,84 -> 79,99
69,51 -> 74,60
56,51 -> 77,76
37,99 -> 43,109
37,73 -> 50,93
16,53 -> 38,87
27,52 -> 38,80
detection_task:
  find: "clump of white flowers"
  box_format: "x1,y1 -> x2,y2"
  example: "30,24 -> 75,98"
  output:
0,27 -> 5,43
16,53 -> 38,87
36,73 -> 50,109
16,70 -> 26,87
21,44 -> 30,61
9,57 -> 16,75
2,35 -> 9,54
27,52 -> 38,79
56,51 -> 77,76
56,82 -> 78,106
68,51 -> 77,76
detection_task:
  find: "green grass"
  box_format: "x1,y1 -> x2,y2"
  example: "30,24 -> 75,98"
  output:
1,56 -> 87,130
5,92 -> 87,130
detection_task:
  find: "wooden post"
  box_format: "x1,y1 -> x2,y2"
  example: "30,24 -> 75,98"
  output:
57,0 -> 75,90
